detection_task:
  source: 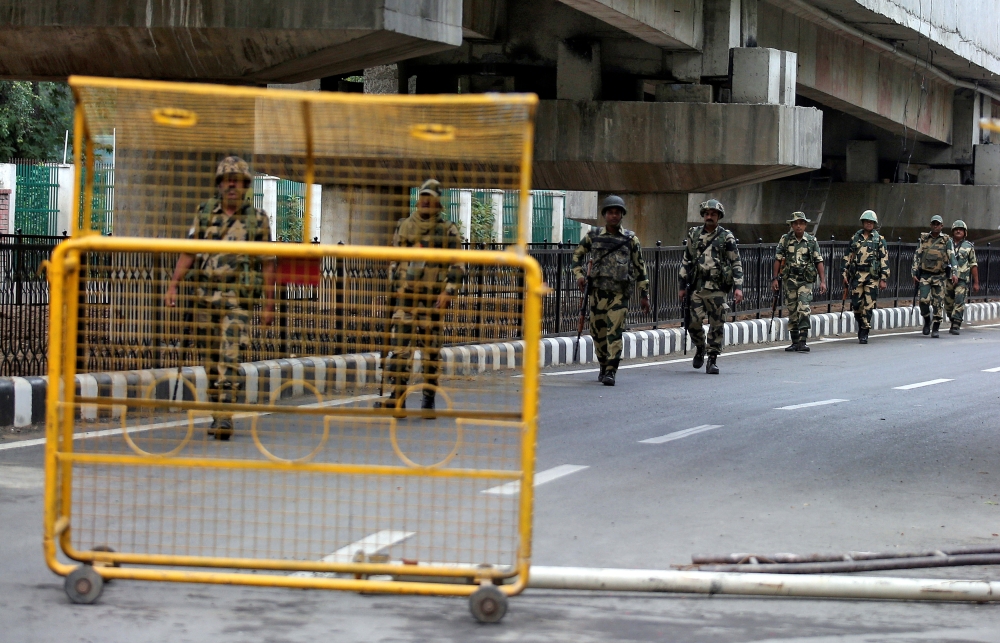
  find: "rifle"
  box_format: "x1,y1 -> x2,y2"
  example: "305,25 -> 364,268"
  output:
171,307 -> 193,405
768,284 -> 782,338
768,259 -> 784,338
379,350 -> 394,397
839,283 -> 849,322
679,279 -> 691,355
572,259 -> 593,363
912,269 -> 921,309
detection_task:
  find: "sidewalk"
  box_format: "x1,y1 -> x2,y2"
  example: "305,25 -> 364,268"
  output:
3,302 -> 998,428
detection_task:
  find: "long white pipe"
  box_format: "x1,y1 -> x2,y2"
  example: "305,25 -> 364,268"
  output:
527,566 -> 1000,602
766,0 -> 1000,103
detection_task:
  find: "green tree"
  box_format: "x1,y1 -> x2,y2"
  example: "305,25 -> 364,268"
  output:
470,196 -> 496,244
0,81 -> 74,162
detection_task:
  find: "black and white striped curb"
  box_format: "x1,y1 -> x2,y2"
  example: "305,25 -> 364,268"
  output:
3,302 -> 998,428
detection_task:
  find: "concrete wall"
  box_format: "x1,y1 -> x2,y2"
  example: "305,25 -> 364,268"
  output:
533,100 -> 822,193
0,0 -> 462,81
554,0 -> 702,49
759,2 -> 954,143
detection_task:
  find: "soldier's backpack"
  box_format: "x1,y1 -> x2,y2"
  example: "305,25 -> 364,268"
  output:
918,232 -> 949,274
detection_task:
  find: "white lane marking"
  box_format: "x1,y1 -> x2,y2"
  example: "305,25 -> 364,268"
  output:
482,464 -> 589,496
543,329 -> 928,377
0,465 -> 44,489
983,367 -> 1000,373
290,529 -> 415,578
0,393 -> 382,452
776,399 -> 848,410
640,425 -> 723,444
894,379 -> 954,390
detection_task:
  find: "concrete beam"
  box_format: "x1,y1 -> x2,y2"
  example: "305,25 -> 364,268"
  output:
758,2 -> 953,143
0,0 -> 462,82
554,0 -> 702,50
533,100 -> 823,193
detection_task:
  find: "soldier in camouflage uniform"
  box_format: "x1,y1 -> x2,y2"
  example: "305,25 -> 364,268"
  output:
944,219 -> 979,335
374,179 -> 465,415
772,212 -> 827,352
842,210 -> 889,344
912,214 -> 958,338
679,199 -> 744,374
165,156 -> 275,440
571,195 -> 650,386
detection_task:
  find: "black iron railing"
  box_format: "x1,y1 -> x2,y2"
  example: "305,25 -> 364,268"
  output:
3,236 -> 999,376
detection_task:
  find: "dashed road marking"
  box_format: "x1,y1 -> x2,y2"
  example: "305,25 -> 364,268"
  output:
894,379 -> 954,390
290,529 -> 414,578
640,425 -> 723,444
482,464 -> 588,496
775,399 -> 848,410
983,367 -> 1000,373
0,465 -> 44,489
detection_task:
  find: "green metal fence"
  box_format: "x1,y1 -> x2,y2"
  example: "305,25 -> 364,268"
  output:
14,162 -> 59,236
531,191 -> 553,243
276,178 -> 305,242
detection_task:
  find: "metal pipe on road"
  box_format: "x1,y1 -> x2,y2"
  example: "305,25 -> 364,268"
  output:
527,566 -> 1000,602
693,545 -> 1000,565
692,554 -> 1000,574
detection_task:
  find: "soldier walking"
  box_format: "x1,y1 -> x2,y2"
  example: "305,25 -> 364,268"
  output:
165,156 -> 276,440
912,215 -> 958,338
571,195 -> 650,386
375,179 -> 465,415
944,219 -> 979,335
772,212 -> 826,352
678,199 -> 744,374
842,210 -> 889,344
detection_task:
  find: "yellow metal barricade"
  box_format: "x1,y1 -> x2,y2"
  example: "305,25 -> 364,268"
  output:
44,77 -> 541,622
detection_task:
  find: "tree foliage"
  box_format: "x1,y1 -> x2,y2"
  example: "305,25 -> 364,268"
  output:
470,196 -> 496,244
0,81 -> 74,163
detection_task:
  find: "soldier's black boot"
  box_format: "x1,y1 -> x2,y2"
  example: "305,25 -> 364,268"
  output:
602,360 -> 618,386
922,315 -> 932,335
931,322 -> 940,338
692,346 -> 706,369
374,389 -> 407,418
797,331 -> 810,353
858,328 -> 869,344
212,416 -> 233,441
597,364 -> 606,382
420,389 -> 436,418
785,331 -> 800,352
705,354 -> 719,375
950,322 -> 961,335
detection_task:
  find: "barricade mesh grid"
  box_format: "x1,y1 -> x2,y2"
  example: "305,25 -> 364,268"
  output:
52,78 -> 540,582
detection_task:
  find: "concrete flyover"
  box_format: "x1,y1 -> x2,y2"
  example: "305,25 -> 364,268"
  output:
533,100 -> 823,193
0,0 -> 462,82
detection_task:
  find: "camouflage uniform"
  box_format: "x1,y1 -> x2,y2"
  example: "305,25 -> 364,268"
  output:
842,229 -> 889,331
383,210 -> 465,403
944,239 -> 977,326
775,231 -> 824,342
571,226 -> 649,377
188,200 -> 273,407
679,225 -> 744,356
912,233 -> 956,324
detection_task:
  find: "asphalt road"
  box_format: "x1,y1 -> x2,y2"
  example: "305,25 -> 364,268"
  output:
3,323 -> 1000,642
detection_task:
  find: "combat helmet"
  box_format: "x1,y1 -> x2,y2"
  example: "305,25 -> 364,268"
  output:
215,156 -> 251,184
700,199 -> 725,218
859,210 -> 879,226
951,219 -> 968,231
600,195 -> 627,216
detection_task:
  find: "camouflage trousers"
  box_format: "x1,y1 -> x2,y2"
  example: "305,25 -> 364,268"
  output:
849,273 -> 879,330
944,281 -> 969,325
782,279 -> 814,339
193,298 -> 250,408
918,273 -> 947,322
384,307 -> 443,394
589,288 -> 629,372
687,288 -> 728,356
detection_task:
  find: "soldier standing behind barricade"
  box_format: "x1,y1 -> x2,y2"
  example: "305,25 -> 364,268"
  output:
678,200 -> 744,375
842,210 -> 889,345
571,195 -> 650,386
772,212 -> 827,352
374,179 -> 465,416
944,219 -> 979,335
165,156 -> 276,440
912,215 -> 958,338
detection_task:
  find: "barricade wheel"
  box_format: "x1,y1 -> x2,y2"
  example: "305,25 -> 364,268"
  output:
469,585 -> 507,624
65,565 -> 104,604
